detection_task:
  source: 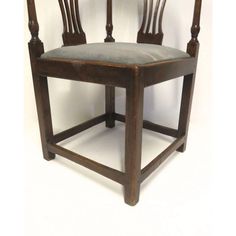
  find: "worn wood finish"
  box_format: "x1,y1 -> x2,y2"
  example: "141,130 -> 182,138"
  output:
58,0 -> 86,46
26,0 -> 202,205
137,0 -> 167,45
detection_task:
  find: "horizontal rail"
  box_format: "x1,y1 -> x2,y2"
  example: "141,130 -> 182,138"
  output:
47,143 -> 125,185
37,58 -> 133,88
143,120 -> 178,137
52,114 -> 107,143
140,136 -> 185,182
140,58 -> 196,87
114,113 -> 178,137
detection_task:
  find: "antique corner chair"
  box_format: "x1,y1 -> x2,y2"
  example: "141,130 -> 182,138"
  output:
26,0 -> 202,206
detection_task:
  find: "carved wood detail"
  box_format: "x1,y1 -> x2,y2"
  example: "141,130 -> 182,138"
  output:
105,0 -> 115,42
137,0 -> 167,45
58,0 -> 86,46
27,0 -> 41,44
187,0 -> 202,57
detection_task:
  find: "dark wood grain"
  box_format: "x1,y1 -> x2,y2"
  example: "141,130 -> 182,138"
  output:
26,0 -> 203,206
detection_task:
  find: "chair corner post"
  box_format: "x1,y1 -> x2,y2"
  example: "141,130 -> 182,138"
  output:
187,0 -> 202,57
27,0 -> 44,57
124,67 -> 144,206
104,0 -> 115,42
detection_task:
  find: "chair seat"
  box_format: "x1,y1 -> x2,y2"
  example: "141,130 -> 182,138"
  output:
41,43 -> 190,65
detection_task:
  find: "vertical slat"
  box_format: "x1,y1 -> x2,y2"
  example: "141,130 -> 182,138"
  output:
59,0 -> 68,33
140,0 -> 148,33
137,0 -> 166,45
158,0 -> 167,34
152,0 -> 161,34
64,0 -> 73,33
145,0 -> 153,33
59,0 -> 86,45
70,0 -> 79,33
75,0 -> 84,34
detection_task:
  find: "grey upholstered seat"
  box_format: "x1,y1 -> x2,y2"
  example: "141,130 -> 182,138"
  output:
41,42 -> 190,65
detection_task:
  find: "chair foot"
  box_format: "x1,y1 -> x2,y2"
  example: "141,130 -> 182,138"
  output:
124,184 -> 140,206
177,143 -> 187,153
43,151 -> 55,161
105,120 -> 115,128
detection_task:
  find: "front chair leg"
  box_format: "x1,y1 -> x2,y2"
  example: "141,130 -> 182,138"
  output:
32,75 -> 55,161
177,73 -> 196,152
124,75 -> 144,206
105,86 -> 115,128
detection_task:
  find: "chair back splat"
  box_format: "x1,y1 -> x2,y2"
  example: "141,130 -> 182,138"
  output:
137,0 -> 167,45
58,0 -> 86,46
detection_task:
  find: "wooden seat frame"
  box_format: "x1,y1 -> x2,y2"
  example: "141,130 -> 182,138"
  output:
26,0 -> 202,206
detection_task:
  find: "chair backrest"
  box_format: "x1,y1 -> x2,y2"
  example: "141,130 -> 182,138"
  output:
27,0 -> 202,56
58,0 -> 167,45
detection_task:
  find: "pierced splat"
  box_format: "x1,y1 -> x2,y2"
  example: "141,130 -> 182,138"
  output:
58,0 -> 86,46
137,0 -> 167,45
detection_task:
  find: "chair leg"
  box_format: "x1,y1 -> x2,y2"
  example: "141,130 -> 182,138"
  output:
177,74 -> 196,152
32,75 -> 55,161
105,86 -> 115,128
124,79 -> 144,206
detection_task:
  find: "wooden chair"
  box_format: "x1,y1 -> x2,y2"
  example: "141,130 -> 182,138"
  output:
26,0 -> 202,206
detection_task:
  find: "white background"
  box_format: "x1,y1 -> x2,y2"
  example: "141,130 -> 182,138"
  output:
1,0 -> 236,236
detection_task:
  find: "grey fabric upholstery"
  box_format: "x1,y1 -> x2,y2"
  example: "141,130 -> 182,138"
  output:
41,43 -> 190,65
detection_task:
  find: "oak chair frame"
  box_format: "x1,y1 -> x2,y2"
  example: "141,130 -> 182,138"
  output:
27,0 -> 202,206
